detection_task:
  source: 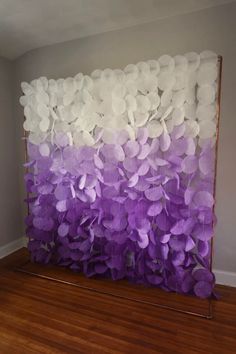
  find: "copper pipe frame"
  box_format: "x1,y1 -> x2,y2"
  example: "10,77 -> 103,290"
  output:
16,56 -> 223,319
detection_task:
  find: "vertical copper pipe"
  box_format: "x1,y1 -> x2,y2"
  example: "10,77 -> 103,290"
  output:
207,55 -> 223,319
23,129 -> 30,216
210,56 -> 223,273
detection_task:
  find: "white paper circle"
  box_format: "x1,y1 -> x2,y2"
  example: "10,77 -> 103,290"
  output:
174,55 -> 188,72
173,71 -> 187,90
196,104 -> 216,121
128,110 -> 135,126
147,121 -> 163,138
114,69 -> 125,83
172,123 -> 185,139
112,97 -> 126,115
109,115 -> 127,130
185,138 -> 196,155
185,87 -> 195,104
172,107 -> 185,125
148,92 -> 160,110
91,69 -> 102,81
81,113 -> 98,132
161,90 -> 172,107
21,82 -> 34,96
63,92 -> 74,106
101,69 -> 115,83
137,61 -> 150,76
23,119 -> 31,132
197,63 -> 218,85
74,73 -> 84,90
99,82 -> 112,100
19,95 -> 29,107
126,95 -> 137,111
36,90 -> 49,105
198,137 -> 216,149
54,121 -> 70,133
39,118 -> 50,132
186,71 -> 197,88
184,52 -> 200,72
126,80 -> 138,96
166,118 -> 174,134
83,75 -> 94,91
28,132 -> 45,145
73,131 -> 83,147
184,120 -> 199,138
136,95 -> 151,113
82,131 -> 95,146
56,79 -> 65,96
125,124 -> 136,140
134,111 -> 149,127
112,83 -> 126,98
155,106 -> 166,119
24,105 -> 32,119
35,79 -> 44,92
197,85 -> 216,104
158,72 -> 176,91
37,104 -> 49,119
200,50 -> 218,65
172,90 -> 186,107
82,89 -> 92,104
199,120 -> 216,139
59,106 -> 74,123
162,106 -> 173,120
184,103 -> 196,120
102,128 -> 116,144
147,60 -> 160,75
124,64 -> 138,81
48,79 -> 58,93
99,101 -> 113,119
49,93 -> 57,108
138,76 -> 157,94
63,77 -> 76,93
71,102 -> 83,118
158,55 -> 175,73
30,79 -> 37,90
39,143 -> 50,157
30,96 -> 39,108
39,77 -> 48,91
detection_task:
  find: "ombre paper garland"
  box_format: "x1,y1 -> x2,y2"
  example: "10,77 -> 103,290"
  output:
20,51 -> 219,298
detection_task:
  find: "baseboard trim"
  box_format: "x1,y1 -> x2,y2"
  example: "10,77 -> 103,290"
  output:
214,269 -> 236,287
0,237 -> 27,259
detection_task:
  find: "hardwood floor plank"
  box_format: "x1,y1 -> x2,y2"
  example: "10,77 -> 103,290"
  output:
0,249 -> 235,354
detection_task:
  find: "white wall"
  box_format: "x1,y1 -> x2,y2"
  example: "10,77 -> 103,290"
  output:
13,2 -> 236,274
0,57 -> 22,249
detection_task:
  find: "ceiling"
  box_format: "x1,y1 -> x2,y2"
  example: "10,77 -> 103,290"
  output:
0,0 -> 234,60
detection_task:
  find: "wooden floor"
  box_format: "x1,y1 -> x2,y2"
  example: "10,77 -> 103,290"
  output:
0,249 -> 236,354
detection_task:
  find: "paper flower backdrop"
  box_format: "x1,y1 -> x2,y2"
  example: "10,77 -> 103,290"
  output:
20,51 -> 219,298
